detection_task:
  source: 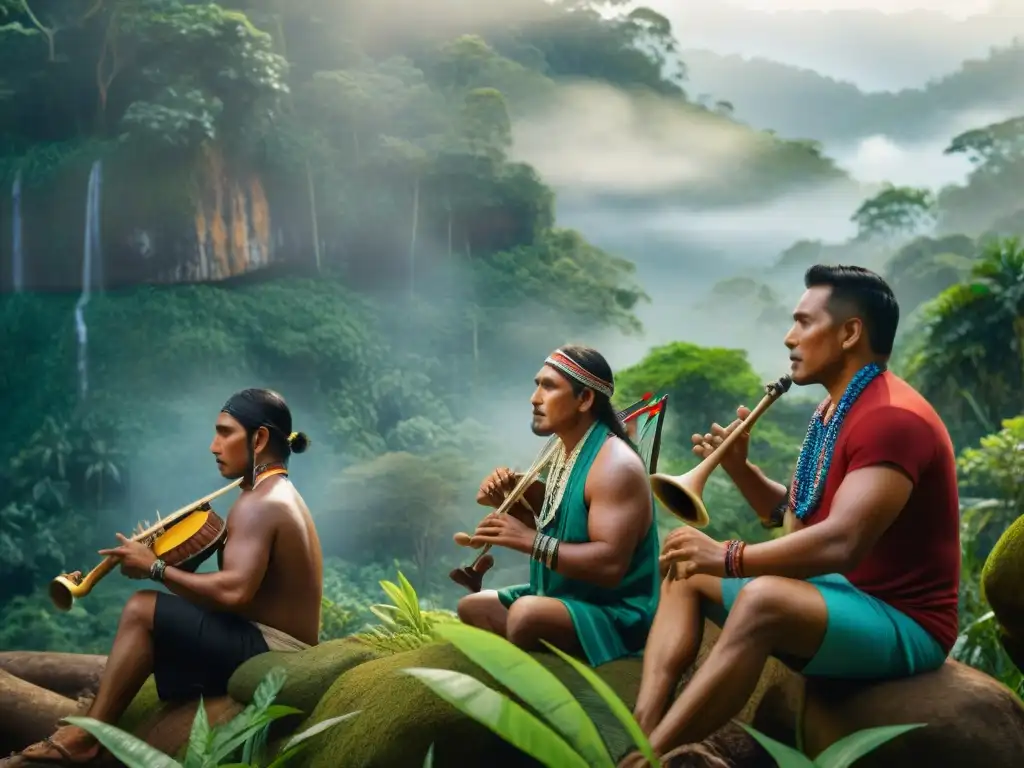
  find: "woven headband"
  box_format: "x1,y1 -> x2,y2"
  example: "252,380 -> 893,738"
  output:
545,351 -> 614,398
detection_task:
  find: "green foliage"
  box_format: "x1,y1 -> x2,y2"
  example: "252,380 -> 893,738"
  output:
903,236 -> 1024,448
614,341 -> 762,441
323,451 -> 472,584
881,234 -> 977,314
66,667 -> 359,767
353,569 -> 458,654
740,723 -> 925,768
405,622 -> 659,767
952,417 -> 1024,693
408,622 -> 921,768
851,183 -> 936,241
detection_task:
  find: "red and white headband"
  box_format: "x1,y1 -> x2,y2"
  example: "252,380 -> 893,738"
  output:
545,350 -> 614,398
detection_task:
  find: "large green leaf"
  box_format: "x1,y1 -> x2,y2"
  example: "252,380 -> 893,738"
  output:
265,711 -> 361,767
182,696 -> 211,768
208,705 -> 304,764
812,724 -> 926,768
433,623 -> 612,766
404,667 -> 590,768
541,641 -> 660,767
206,667 -> 293,762
739,725 -> 816,768
63,716 -> 182,768
396,569 -> 425,628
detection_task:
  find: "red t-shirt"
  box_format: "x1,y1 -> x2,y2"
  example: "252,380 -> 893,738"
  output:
803,370 -> 961,653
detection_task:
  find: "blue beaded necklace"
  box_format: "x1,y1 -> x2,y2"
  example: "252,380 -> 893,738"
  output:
787,362 -> 885,521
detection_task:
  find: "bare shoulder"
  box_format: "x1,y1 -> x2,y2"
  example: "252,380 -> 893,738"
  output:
588,435 -> 649,496
227,487 -> 290,533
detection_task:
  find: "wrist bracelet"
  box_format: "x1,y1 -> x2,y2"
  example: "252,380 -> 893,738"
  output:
149,558 -> 167,583
724,540 -> 746,578
531,532 -> 560,570
762,492 -> 789,529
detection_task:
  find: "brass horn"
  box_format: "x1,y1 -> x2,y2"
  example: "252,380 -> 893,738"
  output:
48,478 -> 243,612
650,374 -> 792,527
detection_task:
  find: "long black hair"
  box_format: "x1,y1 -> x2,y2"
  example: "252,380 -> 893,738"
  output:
555,345 -> 634,447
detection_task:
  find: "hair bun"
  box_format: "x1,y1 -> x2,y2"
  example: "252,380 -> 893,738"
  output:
288,431 -> 310,454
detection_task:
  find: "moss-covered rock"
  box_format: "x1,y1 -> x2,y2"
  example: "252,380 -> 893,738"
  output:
290,640 -> 648,767
982,513 -> 1024,670
282,622 -> 792,768
227,637 -> 382,715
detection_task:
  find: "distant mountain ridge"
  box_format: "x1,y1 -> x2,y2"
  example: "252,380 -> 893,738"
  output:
679,41 -> 1024,144
649,0 -> 1024,91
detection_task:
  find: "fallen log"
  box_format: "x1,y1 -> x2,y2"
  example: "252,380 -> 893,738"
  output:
0,669 -> 85,757
0,652 -> 106,700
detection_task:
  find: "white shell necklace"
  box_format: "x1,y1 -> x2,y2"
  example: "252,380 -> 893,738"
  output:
535,422 -> 596,530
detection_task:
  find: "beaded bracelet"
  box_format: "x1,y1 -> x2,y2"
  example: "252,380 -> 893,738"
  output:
761,497 -> 788,529
724,540 -> 746,578
149,558 -> 167,583
532,532 -> 560,570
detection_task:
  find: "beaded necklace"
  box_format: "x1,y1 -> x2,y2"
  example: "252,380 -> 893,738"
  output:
787,362 -> 885,521
535,422 -> 597,530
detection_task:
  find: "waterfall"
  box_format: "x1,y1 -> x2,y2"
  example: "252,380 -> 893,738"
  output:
11,171 -> 22,292
74,160 -> 103,400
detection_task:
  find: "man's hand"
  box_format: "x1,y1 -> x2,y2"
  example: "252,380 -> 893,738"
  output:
98,533 -> 157,580
476,467 -> 522,508
469,511 -> 535,554
691,405 -> 752,473
659,526 -> 727,580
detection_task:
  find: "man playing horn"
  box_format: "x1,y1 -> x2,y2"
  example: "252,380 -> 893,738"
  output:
622,266 -> 960,766
17,388 -> 323,766
458,345 -> 662,666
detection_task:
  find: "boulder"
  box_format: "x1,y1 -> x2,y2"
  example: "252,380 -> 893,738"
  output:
285,622 -> 792,768
982,513 -> 1024,670
227,636 -> 382,716
752,660 -> 1024,768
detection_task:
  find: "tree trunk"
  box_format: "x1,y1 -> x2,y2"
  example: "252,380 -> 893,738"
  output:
409,176 -> 420,299
305,159 -> 321,273
0,670 -> 85,756
0,652 -> 106,700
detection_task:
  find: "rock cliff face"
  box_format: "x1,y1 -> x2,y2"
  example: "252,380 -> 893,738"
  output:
1,142 -> 283,294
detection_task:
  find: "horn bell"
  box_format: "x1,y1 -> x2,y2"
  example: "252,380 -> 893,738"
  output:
650,469 -> 711,528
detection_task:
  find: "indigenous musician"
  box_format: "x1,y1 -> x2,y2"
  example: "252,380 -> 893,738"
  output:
18,388 -> 323,765
621,265 -> 960,766
458,345 -> 661,666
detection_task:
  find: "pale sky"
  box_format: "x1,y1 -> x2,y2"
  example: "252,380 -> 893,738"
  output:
724,0 -> 995,17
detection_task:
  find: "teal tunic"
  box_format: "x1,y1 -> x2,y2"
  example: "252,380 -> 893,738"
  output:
496,423 -> 661,666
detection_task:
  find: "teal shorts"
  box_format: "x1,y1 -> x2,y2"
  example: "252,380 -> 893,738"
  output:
704,573 -> 947,679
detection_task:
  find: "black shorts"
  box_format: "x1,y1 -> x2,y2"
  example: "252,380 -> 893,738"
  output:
152,592 -> 270,701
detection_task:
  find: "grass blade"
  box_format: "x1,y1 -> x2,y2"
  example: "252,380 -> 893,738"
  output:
740,724 -> 816,767
404,667 -> 590,768
812,724 -> 926,768
63,716 -> 182,768
541,641 -> 659,767
277,711 -> 361,754
434,623 -> 613,767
